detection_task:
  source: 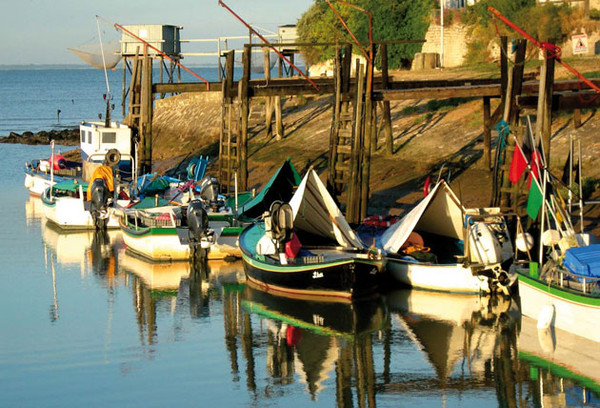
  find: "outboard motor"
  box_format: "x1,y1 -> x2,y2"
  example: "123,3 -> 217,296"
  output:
90,178 -> 110,230
268,201 -> 294,264
187,200 -> 211,260
198,176 -> 224,212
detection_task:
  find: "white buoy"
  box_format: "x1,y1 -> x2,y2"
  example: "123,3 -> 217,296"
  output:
515,232 -> 534,252
537,304 -> 555,329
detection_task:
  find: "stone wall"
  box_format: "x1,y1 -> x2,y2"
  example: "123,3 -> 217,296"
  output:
421,23 -> 471,67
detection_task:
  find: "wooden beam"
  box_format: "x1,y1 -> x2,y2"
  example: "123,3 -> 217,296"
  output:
516,93 -> 600,110
374,85 -> 502,101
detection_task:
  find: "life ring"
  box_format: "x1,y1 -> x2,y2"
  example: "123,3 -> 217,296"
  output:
363,215 -> 399,228
105,149 -> 121,166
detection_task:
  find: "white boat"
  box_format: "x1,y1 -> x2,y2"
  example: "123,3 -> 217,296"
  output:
509,136 -> 600,342
40,179 -> 126,230
514,245 -> 600,342
379,180 -> 515,295
119,203 -> 243,262
24,120 -> 135,196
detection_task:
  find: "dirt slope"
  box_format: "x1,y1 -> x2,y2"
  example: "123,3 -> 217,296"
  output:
149,64 -> 600,235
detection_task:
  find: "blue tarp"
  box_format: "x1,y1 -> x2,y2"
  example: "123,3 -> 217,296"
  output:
563,245 -> 600,278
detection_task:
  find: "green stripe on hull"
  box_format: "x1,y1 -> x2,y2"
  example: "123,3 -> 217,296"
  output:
517,270 -> 600,307
519,351 -> 600,393
241,251 -> 379,273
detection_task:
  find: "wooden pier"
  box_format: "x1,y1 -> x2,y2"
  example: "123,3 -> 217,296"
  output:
125,38 -> 600,223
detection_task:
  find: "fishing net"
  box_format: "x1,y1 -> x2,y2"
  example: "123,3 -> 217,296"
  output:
68,41 -> 122,69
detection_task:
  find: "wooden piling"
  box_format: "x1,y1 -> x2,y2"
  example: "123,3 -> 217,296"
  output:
239,44 -> 251,191
380,43 -> 393,155
483,96 -> 492,169
139,50 -> 154,174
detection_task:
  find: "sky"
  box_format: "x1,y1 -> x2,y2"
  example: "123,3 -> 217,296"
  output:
0,0 -> 314,65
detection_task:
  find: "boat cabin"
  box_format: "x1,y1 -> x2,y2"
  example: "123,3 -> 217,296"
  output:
80,121 -> 134,180
79,121 -> 132,163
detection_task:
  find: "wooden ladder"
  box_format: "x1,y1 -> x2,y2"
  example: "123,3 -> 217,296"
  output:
219,99 -> 240,194
329,99 -> 355,197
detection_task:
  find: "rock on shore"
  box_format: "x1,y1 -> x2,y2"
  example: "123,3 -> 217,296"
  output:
0,128 -> 80,145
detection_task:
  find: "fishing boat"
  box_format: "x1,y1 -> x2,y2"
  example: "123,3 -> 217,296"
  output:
119,160 -> 301,262
40,178 -> 127,230
506,126 -> 600,342
239,168 -> 385,301
24,121 -> 135,197
377,180 -> 515,295
119,202 -> 244,262
511,187 -> 600,342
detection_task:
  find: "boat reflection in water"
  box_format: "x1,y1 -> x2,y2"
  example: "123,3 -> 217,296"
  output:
25,196 -> 45,225
119,254 -> 246,346
517,314 -> 600,406
240,283 -> 387,402
385,289 -> 520,404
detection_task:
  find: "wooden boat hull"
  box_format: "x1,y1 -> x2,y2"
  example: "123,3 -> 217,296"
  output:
120,216 -> 243,262
516,266 -> 600,342
386,256 -> 515,294
240,225 -> 383,301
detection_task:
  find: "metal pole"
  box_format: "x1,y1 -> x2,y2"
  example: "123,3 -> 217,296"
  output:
440,0 -> 444,68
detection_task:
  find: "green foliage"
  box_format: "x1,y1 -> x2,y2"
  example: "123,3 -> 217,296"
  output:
297,0 -> 435,69
463,0 -> 574,64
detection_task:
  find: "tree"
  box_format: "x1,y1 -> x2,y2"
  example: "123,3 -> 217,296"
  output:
297,0 -> 435,69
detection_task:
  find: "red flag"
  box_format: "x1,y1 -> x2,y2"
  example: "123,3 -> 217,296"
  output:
528,150 -> 542,188
509,147 -> 527,184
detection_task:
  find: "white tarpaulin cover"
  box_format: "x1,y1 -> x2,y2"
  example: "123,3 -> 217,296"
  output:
289,169 -> 364,249
381,181 -> 465,254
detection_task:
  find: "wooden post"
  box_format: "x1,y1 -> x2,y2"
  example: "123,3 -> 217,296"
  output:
380,43 -> 393,155
274,96 -> 283,140
347,61 -> 365,224
542,56 -> 555,160
574,108 -> 582,128
360,46 -> 375,221
239,44 -> 251,191
225,50 -> 235,98
483,96 -> 492,169
263,48 -> 274,139
140,51 -> 153,174
500,36 -> 508,109
328,46 -> 342,190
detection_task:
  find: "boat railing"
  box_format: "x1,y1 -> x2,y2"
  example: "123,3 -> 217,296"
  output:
538,259 -> 600,296
129,209 -> 181,229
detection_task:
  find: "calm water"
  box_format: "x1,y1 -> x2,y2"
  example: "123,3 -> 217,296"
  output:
2,143 -> 600,407
0,67 -> 227,136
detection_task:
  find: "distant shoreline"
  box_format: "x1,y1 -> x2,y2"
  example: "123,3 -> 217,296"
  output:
0,63 -> 220,71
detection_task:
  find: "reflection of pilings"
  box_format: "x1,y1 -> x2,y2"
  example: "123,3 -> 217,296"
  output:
493,316 -> 519,408
223,288 -> 240,382
132,278 -> 157,346
242,312 -> 257,394
383,324 -> 392,384
354,336 -> 376,408
336,342 -> 354,408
